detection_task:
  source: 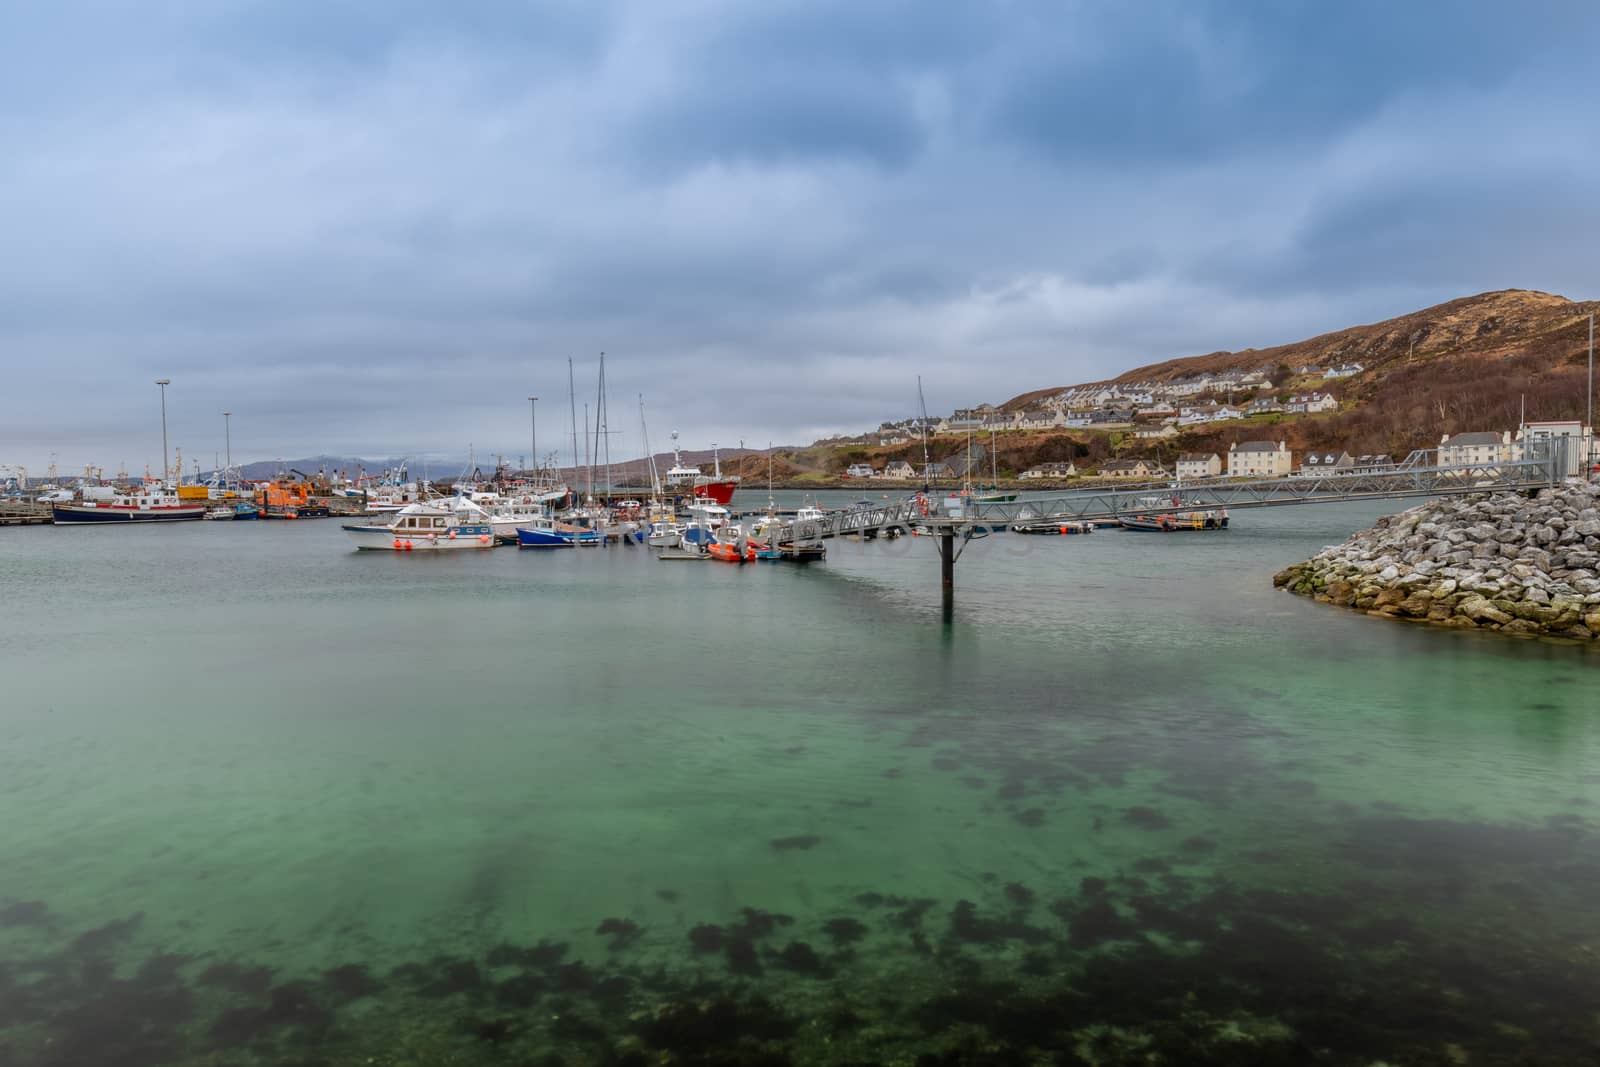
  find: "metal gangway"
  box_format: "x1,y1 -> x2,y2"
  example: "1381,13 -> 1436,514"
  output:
973,440 -> 1576,526
769,497 -> 925,546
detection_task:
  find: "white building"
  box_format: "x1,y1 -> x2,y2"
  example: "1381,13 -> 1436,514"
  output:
1438,430 -> 1512,473
1514,420 -> 1594,476
1227,440 -> 1293,478
1286,392 -> 1338,414
844,464 -> 877,479
1176,452 -> 1221,479
879,461 -> 917,479
1299,450 -> 1354,476
1323,363 -> 1364,380
1019,461 -> 1077,480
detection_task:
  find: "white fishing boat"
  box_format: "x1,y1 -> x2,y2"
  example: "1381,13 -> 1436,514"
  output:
679,501 -> 729,546
341,501 -> 496,551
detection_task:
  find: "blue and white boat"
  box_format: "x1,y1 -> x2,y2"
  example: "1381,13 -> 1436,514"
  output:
516,515 -> 603,548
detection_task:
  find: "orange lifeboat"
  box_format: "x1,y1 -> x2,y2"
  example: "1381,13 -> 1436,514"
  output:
706,541 -> 757,562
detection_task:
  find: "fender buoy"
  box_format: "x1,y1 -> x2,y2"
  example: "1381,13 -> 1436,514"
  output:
448,529 -> 457,539
393,538 -> 403,550
1059,525 -> 1068,535
402,540 -> 414,550
479,534 -> 490,544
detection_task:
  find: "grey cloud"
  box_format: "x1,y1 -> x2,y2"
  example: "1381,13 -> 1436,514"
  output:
2,2 -> 1598,472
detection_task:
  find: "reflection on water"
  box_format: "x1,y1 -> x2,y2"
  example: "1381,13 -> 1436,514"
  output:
1,499 -> 1598,1064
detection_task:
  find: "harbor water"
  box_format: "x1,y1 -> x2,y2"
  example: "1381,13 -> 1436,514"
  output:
2,496 -> 1599,1065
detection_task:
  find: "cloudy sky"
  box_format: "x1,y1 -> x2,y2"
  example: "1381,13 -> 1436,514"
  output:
4,1 -> 1598,474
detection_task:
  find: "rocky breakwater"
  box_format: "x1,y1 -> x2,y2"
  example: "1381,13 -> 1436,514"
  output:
1273,482 -> 1600,640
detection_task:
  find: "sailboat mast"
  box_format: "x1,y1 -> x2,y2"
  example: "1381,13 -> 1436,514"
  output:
639,394 -> 660,500
568,358 -> 579,484
917,375 -> 932,488
599,353 -> 612,499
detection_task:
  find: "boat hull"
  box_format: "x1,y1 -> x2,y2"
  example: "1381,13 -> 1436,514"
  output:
343,524 -> 497,550
52,503 -> 206,524
692,480 -> 738,506
516,527 -> 603,548
1118,513 -> 1229,532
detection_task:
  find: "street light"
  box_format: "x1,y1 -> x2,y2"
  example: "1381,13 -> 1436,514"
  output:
528,395 -> 539,475
223,411 -> 233,491
155,379 -> 171,484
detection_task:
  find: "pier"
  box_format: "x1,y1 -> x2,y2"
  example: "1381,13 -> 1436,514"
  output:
0,501 -> 52,526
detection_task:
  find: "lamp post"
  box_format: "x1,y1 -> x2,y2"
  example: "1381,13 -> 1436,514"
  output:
155,378 -> 171,484
528,395 -> 539,475
223,411 -> 233,491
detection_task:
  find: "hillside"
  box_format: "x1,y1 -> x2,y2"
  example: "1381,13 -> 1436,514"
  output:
1001,289 -> 1599,458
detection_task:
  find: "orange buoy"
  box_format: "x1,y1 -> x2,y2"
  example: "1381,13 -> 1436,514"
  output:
479,534 -> 490,544
1059,525 -> 1068,535
403,540 -> 414,551
393,539 -> 403,550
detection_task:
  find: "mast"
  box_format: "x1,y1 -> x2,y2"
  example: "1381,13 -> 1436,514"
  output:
639,395 -> 661,501
584,403 -> 593,503
917,376 -> 932,490
568,357 -> 579,485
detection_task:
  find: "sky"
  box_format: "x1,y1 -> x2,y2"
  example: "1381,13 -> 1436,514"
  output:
4,0 -> 1599,475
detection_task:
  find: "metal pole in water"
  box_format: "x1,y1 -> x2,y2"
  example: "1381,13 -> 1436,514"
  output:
940,527 -> 955,618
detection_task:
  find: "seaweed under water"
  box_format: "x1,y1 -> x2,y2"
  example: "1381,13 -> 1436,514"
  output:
5,821 -> 1600,1067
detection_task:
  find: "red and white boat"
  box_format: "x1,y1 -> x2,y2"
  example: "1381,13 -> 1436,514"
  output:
664,433 -> 740,505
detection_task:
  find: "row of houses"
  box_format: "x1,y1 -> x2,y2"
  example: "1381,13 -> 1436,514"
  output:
1009,420 -> 1596,483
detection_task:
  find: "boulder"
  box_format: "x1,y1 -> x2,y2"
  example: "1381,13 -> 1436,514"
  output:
1458,596 -> 1513,626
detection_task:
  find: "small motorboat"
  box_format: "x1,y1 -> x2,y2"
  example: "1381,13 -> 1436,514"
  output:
706,540 -> 759,562
516,515 -> 604,547
232,502 -> 261,520
1011,520 -> 1093,534
1118,510 -> 1229,532
204,506 -> 235,520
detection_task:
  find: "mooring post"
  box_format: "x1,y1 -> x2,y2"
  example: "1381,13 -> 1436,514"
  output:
940,527 -> 955,619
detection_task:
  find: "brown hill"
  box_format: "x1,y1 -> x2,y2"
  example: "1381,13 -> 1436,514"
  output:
1004,289 -> 1599,457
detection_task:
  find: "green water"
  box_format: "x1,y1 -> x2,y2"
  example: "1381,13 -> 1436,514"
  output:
2,497 -> 1598,1065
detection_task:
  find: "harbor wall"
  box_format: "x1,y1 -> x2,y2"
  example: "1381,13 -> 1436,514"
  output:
1273,482 -> 1600,640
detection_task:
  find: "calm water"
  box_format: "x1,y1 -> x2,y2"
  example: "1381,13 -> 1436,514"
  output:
2,495 -> 1598,1065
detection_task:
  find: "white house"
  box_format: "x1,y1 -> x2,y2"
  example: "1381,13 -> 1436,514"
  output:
1299,450 -> 1354,476
1100,458 -> 1167,479
1438,430 -> 1512,472
879,460 -> 917,479
1019,461 -> 1077,480
1015,409 -> 1061,430
844,464 -> 877,479
1227,440 -> 1293,478
1323,363 -> 1364,380
1176,452 -> 1221,479
1133,424 -> 1178,439
1286,392 -> 1338,414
